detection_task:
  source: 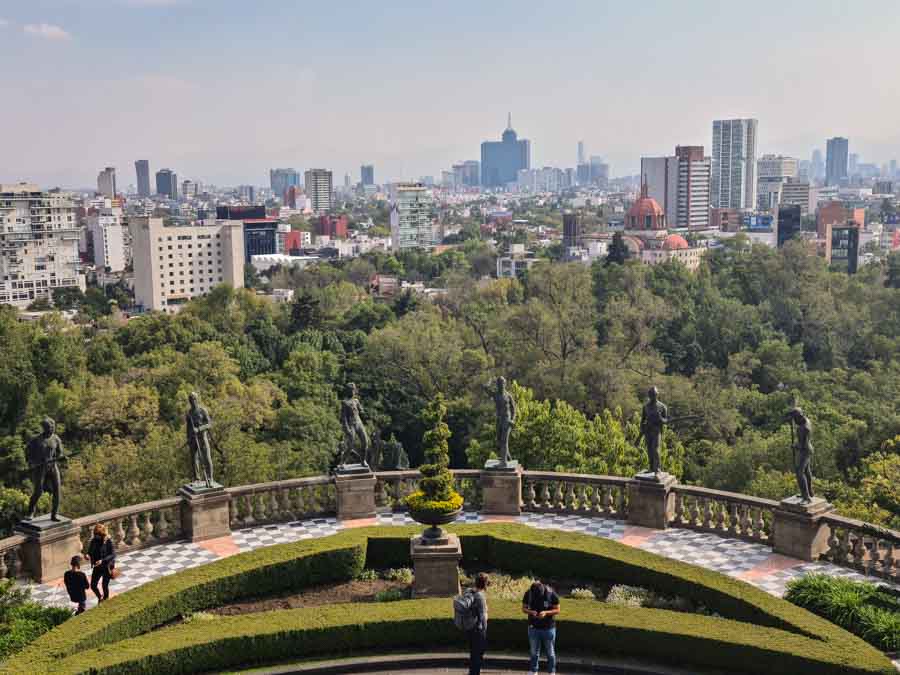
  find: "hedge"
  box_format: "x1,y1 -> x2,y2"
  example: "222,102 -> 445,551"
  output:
2,524 -> 894,674
34,600 -> 897,675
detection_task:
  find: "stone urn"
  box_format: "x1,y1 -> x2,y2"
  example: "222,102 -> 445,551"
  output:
408,507 -> 462,543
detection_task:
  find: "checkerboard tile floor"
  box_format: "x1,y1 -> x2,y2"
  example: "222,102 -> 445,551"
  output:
376,511 -> 482,526
231,517 -> 342,552
637,528 -> 773,577
516,512 -> 627,540
745,559 -> 897,597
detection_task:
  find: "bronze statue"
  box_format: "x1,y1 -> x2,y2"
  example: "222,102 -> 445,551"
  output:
26,417 -> 65,521
339,383 -> 370,467
639,386 -> 668,474
787,407 -> 814,503
383,434 -> 409,471
494,376 -> 517,467
186,392 -> 215,488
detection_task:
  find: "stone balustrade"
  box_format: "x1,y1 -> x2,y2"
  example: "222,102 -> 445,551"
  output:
0,535 -> 27,580
73,498 -> 184,556
822,514 -> 899,582
670,486 -> 778,544
8,469 -> 899,584
226,477 -> 336,529
522,471 -> 630,519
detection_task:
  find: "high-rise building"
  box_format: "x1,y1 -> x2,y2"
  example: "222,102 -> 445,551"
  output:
155,169 -> 178,199
452,160 -> 480,187
589,156 -> 610,188
577,141 -> 585,166
316,215 -> 349,239
826,223 -> 860,274
304,169 -> 333,214
711,118 -> 758,209
777,205 -> 802,248
390,183 -> 434,250
181,180 -> 197,200
215,205 -> 277,263
562,212 -> 581,249
97,167 -> 116,198
270,168 -> 301,198
811,149 -> 825,184
576,163 -> 591,186
131,216 -> 244,313
826,137 -> 849,186
0,183 -> 85,308
757,155 -> 799,210
848,153 -> 859,177
135,160 -> 151,197
88,206 -> 126,273
780,180 -> 813,215
284,185 -> 300,209
238,185 -> 255,203
360,164 -> 375,186
480,114 -> 531,188
641,146 -> 710,230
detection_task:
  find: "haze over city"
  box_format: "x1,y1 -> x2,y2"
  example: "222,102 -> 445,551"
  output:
3,0 -> 900,187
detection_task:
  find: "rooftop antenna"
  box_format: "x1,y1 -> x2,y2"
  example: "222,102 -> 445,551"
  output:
507,112 -> 512,129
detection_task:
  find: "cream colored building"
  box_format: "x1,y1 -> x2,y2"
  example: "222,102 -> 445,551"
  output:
131,217 -> 244,313
0,183 -> 85,308
88,206 -> 127,272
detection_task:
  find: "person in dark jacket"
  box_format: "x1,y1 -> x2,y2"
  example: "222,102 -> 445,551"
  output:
87,523 -> 115,602
467,572 -> 490,675
63,555 -> 90,615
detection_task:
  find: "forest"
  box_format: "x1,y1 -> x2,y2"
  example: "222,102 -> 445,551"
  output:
1,238 -> 899,536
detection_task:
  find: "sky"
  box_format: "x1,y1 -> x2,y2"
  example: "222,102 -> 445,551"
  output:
2,0 -> 900,188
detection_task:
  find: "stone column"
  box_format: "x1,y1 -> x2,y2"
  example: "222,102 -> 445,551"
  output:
773,496 -> 834,561
627,472 -> 678,529
410,532 -> 462,598
178,483 -> 231,543
15,516 -> 83,583
335,467 -> 377,521
480,460 -> 522,516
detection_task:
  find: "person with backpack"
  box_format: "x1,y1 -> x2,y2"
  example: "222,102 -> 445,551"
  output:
63,555 -> 90,615
454,572 -> 489,675
522,580 -> 560,675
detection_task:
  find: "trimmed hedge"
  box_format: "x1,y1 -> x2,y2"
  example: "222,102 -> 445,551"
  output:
36,600 -> 897,675
2,524 -> 894,674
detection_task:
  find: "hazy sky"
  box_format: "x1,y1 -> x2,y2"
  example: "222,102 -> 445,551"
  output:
2,0 -> 900,188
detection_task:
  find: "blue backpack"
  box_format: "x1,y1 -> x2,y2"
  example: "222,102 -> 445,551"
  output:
453,589 -> 479,631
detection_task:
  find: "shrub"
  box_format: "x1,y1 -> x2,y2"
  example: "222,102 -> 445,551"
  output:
785,574 -> 900,652
0,580 -> 70,660
384,568 -> 413,584
355,569 -> 379,582
404,395 -> 462,516
486,572 -> 535,601
374,589 -> 407,602
570,587 -> 596,600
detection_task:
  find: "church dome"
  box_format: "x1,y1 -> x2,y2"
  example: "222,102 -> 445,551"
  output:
626,181 -> 666,230
662,234 -> 689,250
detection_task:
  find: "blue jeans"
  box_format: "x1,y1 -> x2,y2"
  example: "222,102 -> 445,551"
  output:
528,626 -> 556,673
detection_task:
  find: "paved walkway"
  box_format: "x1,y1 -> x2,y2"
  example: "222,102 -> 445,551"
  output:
22,511 -> 898,612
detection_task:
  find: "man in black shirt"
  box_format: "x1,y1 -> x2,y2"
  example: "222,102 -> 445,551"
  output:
522,580 -> 560,675
63,555 -> 89,615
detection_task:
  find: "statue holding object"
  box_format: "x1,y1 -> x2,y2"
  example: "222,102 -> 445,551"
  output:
26,417 -> 66,521
339,383 -> 370,469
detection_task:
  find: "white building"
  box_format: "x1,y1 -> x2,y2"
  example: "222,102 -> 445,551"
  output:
390,183 -> 435,250
711,118 -> 758,210
0,183 -> 85,308
249,254 -> 319,274
641,146 -> 711,230
756,155 -> 799,210
88,206 -> 127,272
304,169 -> 333,215
131,217 -> 244,313
97,167 -> 117,198
181,180 -> 198,200
780,180 -> 814,215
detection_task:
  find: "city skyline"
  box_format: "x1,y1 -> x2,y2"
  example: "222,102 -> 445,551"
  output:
3,1 -> 900,187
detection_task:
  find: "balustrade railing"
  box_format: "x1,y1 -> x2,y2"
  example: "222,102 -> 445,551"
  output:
0,535 -> 27,580
226,476 -> 336,529
374,471 -> 420,511
73,498 -> 184,556
522,471 -> 629,518
670,486 -> 777,544
822,514 -> 899,582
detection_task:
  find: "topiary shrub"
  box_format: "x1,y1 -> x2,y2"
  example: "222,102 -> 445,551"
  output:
0,580 -> 70,660
404,395 -> 463,517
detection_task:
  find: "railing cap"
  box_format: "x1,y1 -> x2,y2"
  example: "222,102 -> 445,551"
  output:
72,497 -> 182,527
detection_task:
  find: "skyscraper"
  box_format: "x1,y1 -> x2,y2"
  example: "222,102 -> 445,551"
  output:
270,168 -> 300,199
825,137 -> 849,186
390,183 -> 434,250
480,114 -> 531,188
155,169 -> 178,199
777,205 -> 802,248
562,212 -> 581,249
756,155 -> 799,210
641,146 -> 711,230
135,160 -> 151,197
577,141 -> 585,166
711,118 -> 758,210
304,169 -> 333,215
360,164 -> 375,186
811,149 -> 825,184
97,167 -> 116,198
589,156 -> 610,188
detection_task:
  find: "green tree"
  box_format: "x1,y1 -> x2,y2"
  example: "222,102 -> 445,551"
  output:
605,232 -> 631,265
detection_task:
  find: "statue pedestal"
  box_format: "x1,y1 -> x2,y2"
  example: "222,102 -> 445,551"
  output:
335,467 -> 376,521
627,472 -> 677,529
178,482 -> 230,543
481,460 -> 522,516
15,515 -> 82,583
773,496 -> 833,562
410,533 -> 461,598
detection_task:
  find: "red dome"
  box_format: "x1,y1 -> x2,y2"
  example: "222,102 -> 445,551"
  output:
627,195 -> 664,219
662,234 -> 689,250
626,182 -> 666,230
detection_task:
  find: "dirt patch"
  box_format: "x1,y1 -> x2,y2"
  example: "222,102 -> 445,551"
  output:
209,579 -> 409,615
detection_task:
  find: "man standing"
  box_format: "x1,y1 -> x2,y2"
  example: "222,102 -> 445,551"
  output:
26,417 -> 64,521
639,386 -> 668,474
186,392 -> 214,488
468,573 -> 489,675
522,580 -> 560,675
787,407 -> 815,502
